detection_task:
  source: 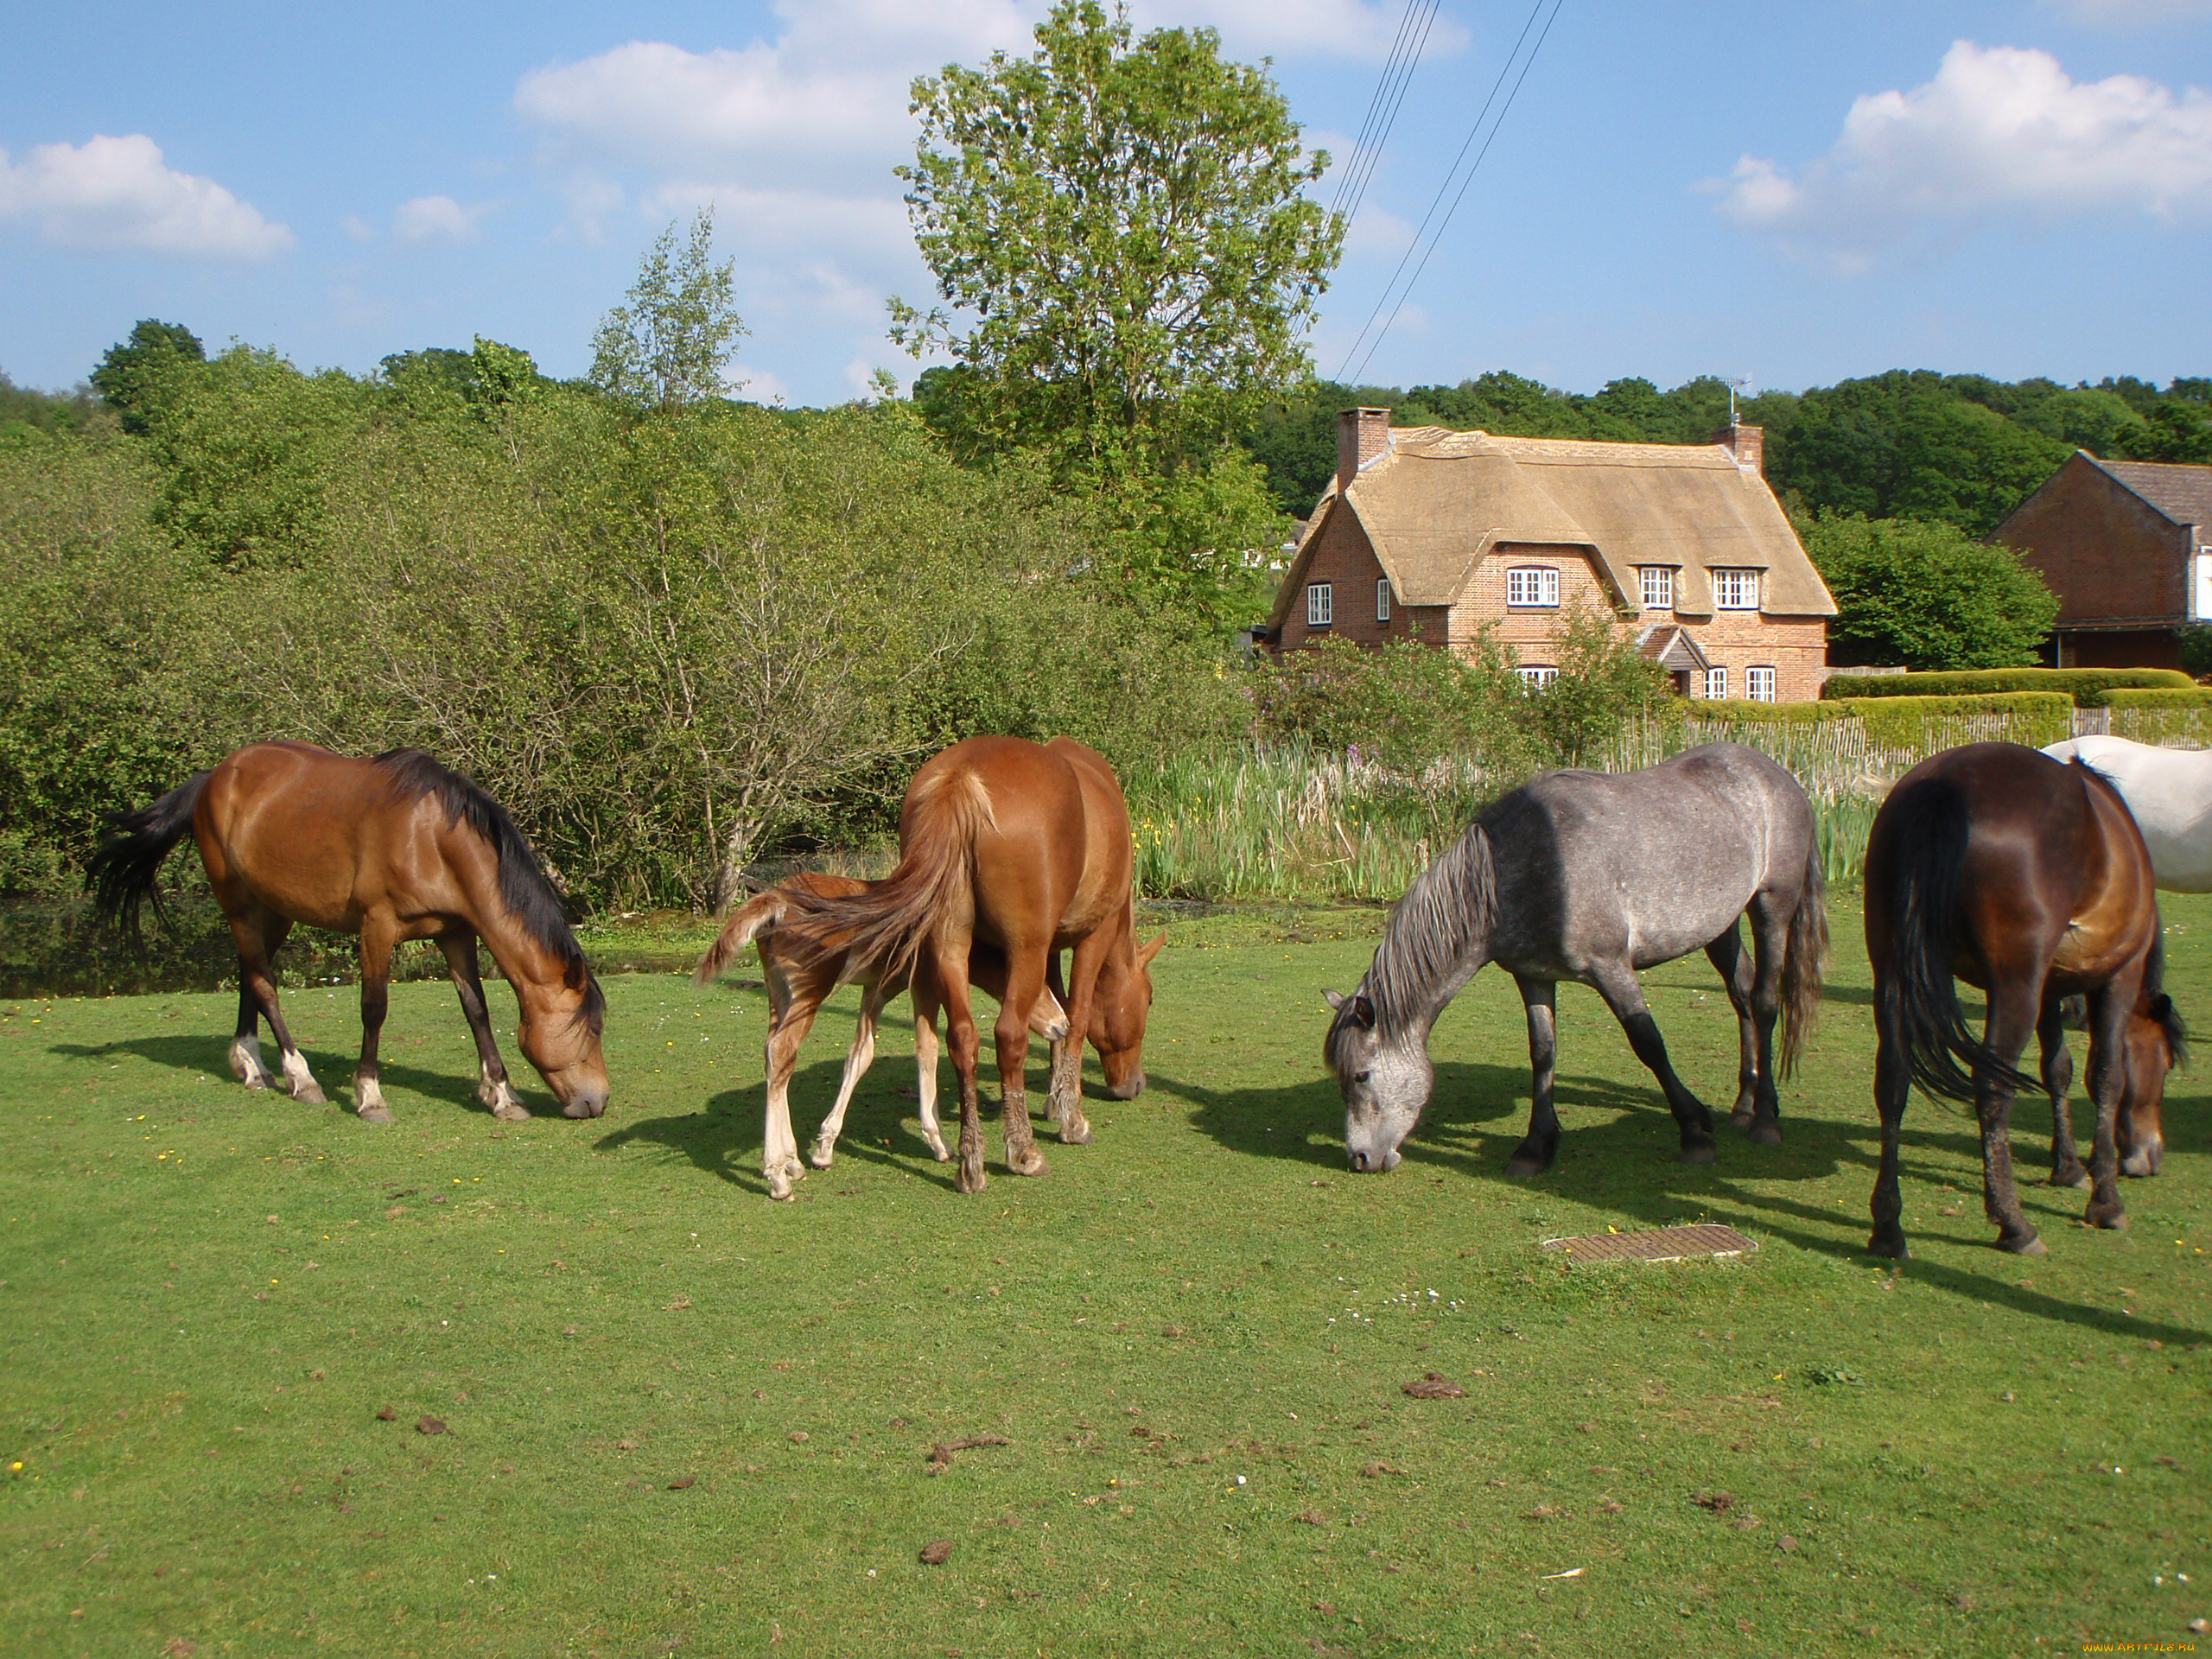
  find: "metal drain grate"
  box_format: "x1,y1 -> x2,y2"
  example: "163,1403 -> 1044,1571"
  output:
1540,1224 -> 1757,1263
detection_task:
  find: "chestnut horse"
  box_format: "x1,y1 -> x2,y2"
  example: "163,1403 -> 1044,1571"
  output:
1866,744 -> 2169,1257
694,872 -> 1070,1198
87,741 -> 608,1122
779,736 -> 1163,1194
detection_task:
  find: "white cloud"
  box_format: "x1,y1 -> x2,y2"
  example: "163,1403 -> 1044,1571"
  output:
393,194 -> 491,245
0,133 -> 291,258
728,362 -> 787,403
340,213 -> 375,242
1716,41 -> 2212,270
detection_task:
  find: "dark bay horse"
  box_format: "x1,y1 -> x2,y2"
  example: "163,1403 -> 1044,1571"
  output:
779,736 -> 1163,1194
87,741 -> 607,1121
694,871 -> 1071,1198
1866,743 -> 2171,1256
1325,744 -> 1827,1176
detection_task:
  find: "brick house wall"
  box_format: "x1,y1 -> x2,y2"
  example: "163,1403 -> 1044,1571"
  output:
1276,503 -> 1415,650
1994,454 -> 2194,669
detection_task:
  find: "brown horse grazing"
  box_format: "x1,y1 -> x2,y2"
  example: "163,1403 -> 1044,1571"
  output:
694,872 -> 1071,1198
2040,990 -> 2185,1183
1865,743 -> 2168,1257
779,736 -> 1164,1194
87,741 -> 608,1122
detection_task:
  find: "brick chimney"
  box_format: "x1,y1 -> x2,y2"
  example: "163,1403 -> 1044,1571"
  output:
1715,421 -> 1764,476
1337,407 -> 1393,492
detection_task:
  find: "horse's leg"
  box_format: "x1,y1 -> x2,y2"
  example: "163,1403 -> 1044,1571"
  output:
911,981 -> 950,1163
1506,976 -> 1561,1177
1867,979 -> 1912,1260
227,918 -> 278,1092
2037,994 -> 2087,1189
435,933 -> 526,1120
229,906 -> 326,1104
810,982 -> 885,1169
1976,979 -> 2045,1255
1704,923 -> 1759,1128
1740,903 -> 1789,1147
759,970 -> 818,1202
351,912 -> 398,1124
993,942 -> 1052,1178
1051,938 -> 1103,1146
931,940 -> 988,1194
1590,963 -> 1715,1164
2082,979 -> 2136,1232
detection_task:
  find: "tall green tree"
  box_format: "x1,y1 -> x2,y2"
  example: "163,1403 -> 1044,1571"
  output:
89,320 -> 207,436
890,0 -> 1340,610
1802,512 -> 2058,671
590,211 -> 747,410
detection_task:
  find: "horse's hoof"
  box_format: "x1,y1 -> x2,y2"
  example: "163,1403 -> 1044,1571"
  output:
1747,1122 -> 1783,1147
1866,1230 -> 1910,1261
295,1084 -> 328,1105
1677,1138 -> 1718,1166
1728,1106 -> 1755,1128
1007,1145 -> 1048,1178
2086,1205 -> 2128,1231
957,1162 -> 988,1195
494,1103 -> 532,1123
240,1073 -> 270,1091
357,1104 -> 394,1125
922,1137 -> 950,1162
1998,1230 -> 2047,1255
1503,1157 -> 1545,1180
1062,1118 -> 1094,1147
808,1145 -> 836,1170
2050,1169 -> 2090,1190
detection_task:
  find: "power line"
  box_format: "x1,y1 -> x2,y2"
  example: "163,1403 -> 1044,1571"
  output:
1326,0 -> 1443,236
1333,0 -> 1567,387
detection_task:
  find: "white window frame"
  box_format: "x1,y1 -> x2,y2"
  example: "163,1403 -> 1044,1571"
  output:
1506,566 -> 1560,607
1306,582 -> 1333,626
1705,665 -> 1728,700
1376,577 -> 1392,621
1746,665 -> 1777,702
1639,566 -> 1674,610
1516,664 -> 1559,690
1713,569 -> 1761,611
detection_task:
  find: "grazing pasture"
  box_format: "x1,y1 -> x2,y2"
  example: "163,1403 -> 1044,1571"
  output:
3,900 -> 2208,1657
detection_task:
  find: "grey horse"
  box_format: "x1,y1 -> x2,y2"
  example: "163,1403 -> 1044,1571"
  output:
1325,743 -> 1829,1176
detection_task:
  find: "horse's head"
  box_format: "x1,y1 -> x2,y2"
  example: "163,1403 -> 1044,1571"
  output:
515,969 -> 612,1119
1091,931 -> 1166,1098
2121,992 -> 2186,1177
1325,985 -> 1431,1173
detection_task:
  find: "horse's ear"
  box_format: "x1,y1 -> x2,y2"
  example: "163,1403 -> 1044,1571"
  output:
1352,993 -> 1375,1027
1323,989 -> 1347,1013
1137,931 -> 1166,969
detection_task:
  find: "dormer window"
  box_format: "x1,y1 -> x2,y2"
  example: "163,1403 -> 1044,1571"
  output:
1713,569 -> 1760,610
1506,567 -> 1560,607
1306,582 -> 1333,626
1639,566 -> 1675,610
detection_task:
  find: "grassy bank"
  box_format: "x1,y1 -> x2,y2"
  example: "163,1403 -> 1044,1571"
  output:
3,898 -> 2207,1656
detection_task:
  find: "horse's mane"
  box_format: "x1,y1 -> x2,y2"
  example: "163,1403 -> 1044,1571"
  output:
1326,819 -> 1495,1076
373,750 -> 604,1035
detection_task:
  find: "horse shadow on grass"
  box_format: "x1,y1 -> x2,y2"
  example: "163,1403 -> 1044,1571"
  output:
1163,1052 -> 2212,1345
594,1057 -> 972,1198
50,1034 -> 545,1121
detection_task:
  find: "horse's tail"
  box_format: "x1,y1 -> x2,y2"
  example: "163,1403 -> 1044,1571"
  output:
693,887 -> 796,987
1777,835 -> 1828,1077
85,770 -> 213,944
1875,777 -> 2042,1103
782,767 -> 993,982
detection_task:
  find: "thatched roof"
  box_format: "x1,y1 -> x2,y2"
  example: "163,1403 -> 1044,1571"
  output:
1268,426 -> 1835,631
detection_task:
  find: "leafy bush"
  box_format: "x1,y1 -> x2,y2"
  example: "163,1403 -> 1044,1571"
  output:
1802,513 -> 2058,671
1821,666 -> 2190,706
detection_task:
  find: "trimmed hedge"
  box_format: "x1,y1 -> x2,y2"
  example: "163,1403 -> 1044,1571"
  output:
2107,687 -> 2212,748
2104,687 -> 2212,710
1821,667 -> 2193,706
1688,691 -> 2073,751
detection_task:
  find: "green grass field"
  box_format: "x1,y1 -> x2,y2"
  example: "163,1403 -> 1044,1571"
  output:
3,896 -> 2208,1657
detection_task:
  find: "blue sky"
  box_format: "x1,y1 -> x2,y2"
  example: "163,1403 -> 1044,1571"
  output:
6,1 -> 2212,406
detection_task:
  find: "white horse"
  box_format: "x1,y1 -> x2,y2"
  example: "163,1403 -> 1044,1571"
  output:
2042,735 -> 2212,890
